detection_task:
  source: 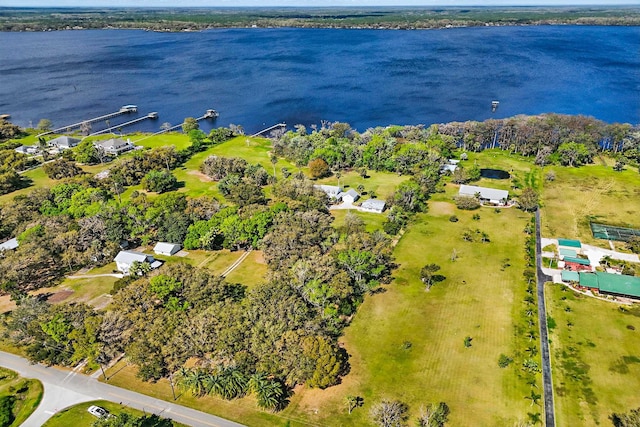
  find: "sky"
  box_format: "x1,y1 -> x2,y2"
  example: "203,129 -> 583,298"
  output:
1,1 -> 638,7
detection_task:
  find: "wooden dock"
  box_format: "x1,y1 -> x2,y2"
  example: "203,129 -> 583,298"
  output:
38,105 -> 139,137
89,112 -> 158,136
251,123 -> 286,137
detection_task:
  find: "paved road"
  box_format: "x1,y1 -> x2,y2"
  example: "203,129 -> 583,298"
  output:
0,351 -> 245,427
535,210 -> 555,427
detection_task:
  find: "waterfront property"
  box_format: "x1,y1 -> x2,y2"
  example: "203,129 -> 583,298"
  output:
47,135 -> 80,150
14,145 -> 38,155
114,250 -> 161,275
94,138 -> 135,156
458,184 -> 509,206
153,242 -> 182,256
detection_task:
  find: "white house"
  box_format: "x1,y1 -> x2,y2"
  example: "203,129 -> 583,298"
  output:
153,242 -> 182,256
14,145 -> 39,155
0,238 -> 18,252
360,198 -> 386,213
458,184 -> 509,206
340,189 -> 360,204
314,184 -> 344,201
48,136 -> 81,149
114,250 -> 161,274
94,138 -> 134,156
441,159 -> 460,174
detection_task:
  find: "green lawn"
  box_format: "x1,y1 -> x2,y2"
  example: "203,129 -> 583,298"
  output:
42,400 -> 189,427
0,167 -> 54,204
284,203 -> 534,426
330,209 -> 387,233
130,132 -> 192,150
224,250 -> 269,289
316,170 -> 409,202
546,282 -> 640,426
101,364 -> 300,427
0,367 -> 43,427
540,162 -> 640,246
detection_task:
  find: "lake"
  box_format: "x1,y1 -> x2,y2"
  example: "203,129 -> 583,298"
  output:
0,26 -> 638,134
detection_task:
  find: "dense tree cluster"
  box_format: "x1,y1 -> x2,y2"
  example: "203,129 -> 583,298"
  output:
437,114 -> 639,167
42,158 -> 85,180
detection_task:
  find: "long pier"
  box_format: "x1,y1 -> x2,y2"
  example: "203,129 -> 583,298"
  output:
38,105 -> 138,137
251,123 -> 286,137
132,109 -> 218,143
90,112 -> 158,136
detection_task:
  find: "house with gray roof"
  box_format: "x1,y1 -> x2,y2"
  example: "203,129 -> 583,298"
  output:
48,136 -> 81,150
153,242 -> 182,256
339,189 -> 360,204
94,138 -> 134,156
360,198 -> 386,213
314,184 -> 344,201
114,250 -> 161,274
458,184 -> 509,206
14,145 -> 39,155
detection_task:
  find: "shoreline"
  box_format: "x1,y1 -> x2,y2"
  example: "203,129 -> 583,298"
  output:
1,6 -> 639,32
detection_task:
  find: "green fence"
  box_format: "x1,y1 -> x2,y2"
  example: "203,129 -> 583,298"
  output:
590,222 -> 640,242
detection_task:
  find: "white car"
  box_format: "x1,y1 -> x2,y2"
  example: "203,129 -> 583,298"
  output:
87,405 -> 109,418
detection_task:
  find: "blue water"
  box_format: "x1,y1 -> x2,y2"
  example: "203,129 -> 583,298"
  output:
0,26 -> 638,134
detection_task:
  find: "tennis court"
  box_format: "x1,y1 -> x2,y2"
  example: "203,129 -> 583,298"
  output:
590,222 -> 640,242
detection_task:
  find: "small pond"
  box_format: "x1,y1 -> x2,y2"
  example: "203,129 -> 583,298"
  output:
480,169 -> 510,179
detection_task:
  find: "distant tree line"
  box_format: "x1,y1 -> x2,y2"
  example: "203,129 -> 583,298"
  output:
0,7 -> 638,32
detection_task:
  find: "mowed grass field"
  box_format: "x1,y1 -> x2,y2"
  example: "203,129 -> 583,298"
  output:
0,367 -> 43,427
43,400 -> 189,427
546,283 -> 640,426
284,203 -> 534,426
540,164 -> 640,246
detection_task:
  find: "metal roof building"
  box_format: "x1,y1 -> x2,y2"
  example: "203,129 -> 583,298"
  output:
558,238 -> 582,248
0,238 -> 18,251
153,242 -> 182,256
458,185 -> 509,204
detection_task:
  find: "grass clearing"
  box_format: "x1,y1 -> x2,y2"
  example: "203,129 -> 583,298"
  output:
224,250 -> 268,289
286,203 -> 533,426
546,282 -> 640,426
0,367 -> 43,427
540,163 -> 640,246
330,209 -> 387,233
42,400 -> 189,427
316,170 -> 408,201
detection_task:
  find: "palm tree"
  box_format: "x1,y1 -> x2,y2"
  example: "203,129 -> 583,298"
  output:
270,154 -> 278,178
249,373 -> 285,411
179,368 -> 209,397
525,390 -> 542,406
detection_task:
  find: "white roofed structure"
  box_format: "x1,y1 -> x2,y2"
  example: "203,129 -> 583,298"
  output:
153,242 -> 182,256
0,238 -> 18,251
360,199 -> 386,213
458,184 -> 509,205
114,250 -> 157,274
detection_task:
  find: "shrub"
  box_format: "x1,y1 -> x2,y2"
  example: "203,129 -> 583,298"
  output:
308,158 -> 330,179
453,195 -> 480,210
498,354 -> 513,368
449,215 -> 459,222
142,170 -> 177,193
0,395 -> 14,427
